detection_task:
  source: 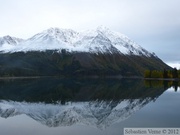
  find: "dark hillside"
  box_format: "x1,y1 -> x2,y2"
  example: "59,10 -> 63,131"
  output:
0,50 -> 171,77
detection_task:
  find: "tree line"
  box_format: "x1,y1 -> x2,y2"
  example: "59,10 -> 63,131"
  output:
144,68 -> 180,79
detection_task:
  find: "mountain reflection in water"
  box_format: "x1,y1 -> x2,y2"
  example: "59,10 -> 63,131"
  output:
0,78 -> 178,129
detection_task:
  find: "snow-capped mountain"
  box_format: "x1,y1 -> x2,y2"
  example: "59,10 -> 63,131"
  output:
0,35 -> 23,45
0,26 -> 171,77
0,98 -> 152,129
0,35 -> 23,50
0,26 -> 152,56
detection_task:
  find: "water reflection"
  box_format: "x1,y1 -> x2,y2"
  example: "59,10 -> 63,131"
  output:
0,78 -> 179,129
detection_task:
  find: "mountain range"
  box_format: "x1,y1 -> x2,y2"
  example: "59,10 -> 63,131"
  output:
0,26 -> 152,55
0,26 -> 171,77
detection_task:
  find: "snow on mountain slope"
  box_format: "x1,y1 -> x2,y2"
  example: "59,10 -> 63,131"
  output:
0,35 -> 24,51
96,26 -> 151,56
0,98 -> 152,129
0,35 -> 23,45
0,27 -> 153,57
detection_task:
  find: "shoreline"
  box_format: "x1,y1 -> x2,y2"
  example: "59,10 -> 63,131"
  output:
144,78 -> 180,81
0,76 -> 179,81
0,76 -> 53,80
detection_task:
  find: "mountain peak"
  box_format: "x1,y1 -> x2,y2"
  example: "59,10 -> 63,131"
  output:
46,27 -> 61,34
0,35 -> 23,46
96,25 -> 110,32
45,27 -> 78,35
3,35 -> 12,39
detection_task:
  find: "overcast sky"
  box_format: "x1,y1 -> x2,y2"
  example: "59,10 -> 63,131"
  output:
0,0 -> 180,68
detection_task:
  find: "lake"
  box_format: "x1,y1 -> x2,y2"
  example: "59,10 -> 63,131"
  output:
0,78 -> 179,135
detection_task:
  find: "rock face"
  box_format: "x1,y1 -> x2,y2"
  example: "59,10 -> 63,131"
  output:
0,26 -> 171,77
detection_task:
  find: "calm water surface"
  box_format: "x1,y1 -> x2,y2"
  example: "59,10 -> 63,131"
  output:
0,78 -> 179,135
